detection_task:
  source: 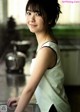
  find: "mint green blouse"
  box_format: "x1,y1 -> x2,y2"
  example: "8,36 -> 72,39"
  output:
30,42 -> 71,112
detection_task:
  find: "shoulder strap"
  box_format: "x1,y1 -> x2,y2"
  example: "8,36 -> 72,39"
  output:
41,41 -> 58,53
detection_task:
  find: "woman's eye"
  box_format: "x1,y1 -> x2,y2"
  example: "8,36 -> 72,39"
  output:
35,12 -> 41,16
26,11 -> 31,15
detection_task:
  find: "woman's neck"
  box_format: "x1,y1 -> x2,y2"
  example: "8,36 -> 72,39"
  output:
35,31 -> 54,50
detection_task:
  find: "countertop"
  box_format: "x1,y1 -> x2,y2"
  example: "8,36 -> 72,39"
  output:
0,61 -> 40,112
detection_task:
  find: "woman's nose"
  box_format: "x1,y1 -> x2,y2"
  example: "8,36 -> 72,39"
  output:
30,14 -> 35,22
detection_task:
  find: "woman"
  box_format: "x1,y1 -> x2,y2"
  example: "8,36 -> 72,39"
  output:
7,0 -> 71,112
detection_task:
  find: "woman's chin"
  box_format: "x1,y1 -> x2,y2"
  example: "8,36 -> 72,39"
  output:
29,29 -> 36,33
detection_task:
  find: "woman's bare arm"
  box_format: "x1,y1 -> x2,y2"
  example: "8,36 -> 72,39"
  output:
14,47 -> 56,112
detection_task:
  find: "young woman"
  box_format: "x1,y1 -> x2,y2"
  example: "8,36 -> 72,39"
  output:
7,0 -> 71,112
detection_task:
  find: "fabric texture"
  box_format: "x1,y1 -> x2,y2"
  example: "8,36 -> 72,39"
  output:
30,41 -> 71,112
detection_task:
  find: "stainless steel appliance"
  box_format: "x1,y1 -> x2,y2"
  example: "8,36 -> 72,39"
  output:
5,40 -> 31,74
5,50 -> 26,73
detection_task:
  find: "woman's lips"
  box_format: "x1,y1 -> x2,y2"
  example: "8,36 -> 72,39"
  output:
29,24 -> 37,27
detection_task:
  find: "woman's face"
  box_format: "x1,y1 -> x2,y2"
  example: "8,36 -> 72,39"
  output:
26,7 -> 47,34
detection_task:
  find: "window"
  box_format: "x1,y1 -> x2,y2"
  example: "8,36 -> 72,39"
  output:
7,0 -> 28,24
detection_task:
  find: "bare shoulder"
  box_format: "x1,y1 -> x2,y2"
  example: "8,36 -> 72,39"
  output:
36,47 -> 57,68
25,47 -> 57,92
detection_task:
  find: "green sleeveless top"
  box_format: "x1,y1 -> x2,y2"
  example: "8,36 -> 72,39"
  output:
30,41 -> 71,112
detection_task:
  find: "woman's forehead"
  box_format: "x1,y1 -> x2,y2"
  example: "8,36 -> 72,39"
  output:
27,4 -> 40,11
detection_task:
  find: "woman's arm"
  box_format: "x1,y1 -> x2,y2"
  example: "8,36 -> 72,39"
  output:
14,47 -> 56,112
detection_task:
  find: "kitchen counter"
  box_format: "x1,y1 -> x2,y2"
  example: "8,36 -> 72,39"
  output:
0,61 -> 40,112
0,103 -> 40,112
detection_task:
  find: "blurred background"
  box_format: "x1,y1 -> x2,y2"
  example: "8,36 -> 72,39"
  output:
0,0 -> 80,112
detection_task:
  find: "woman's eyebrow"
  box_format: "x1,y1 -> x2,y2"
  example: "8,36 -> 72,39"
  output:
27,9 -> 32,11
27,8 -> 40,12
